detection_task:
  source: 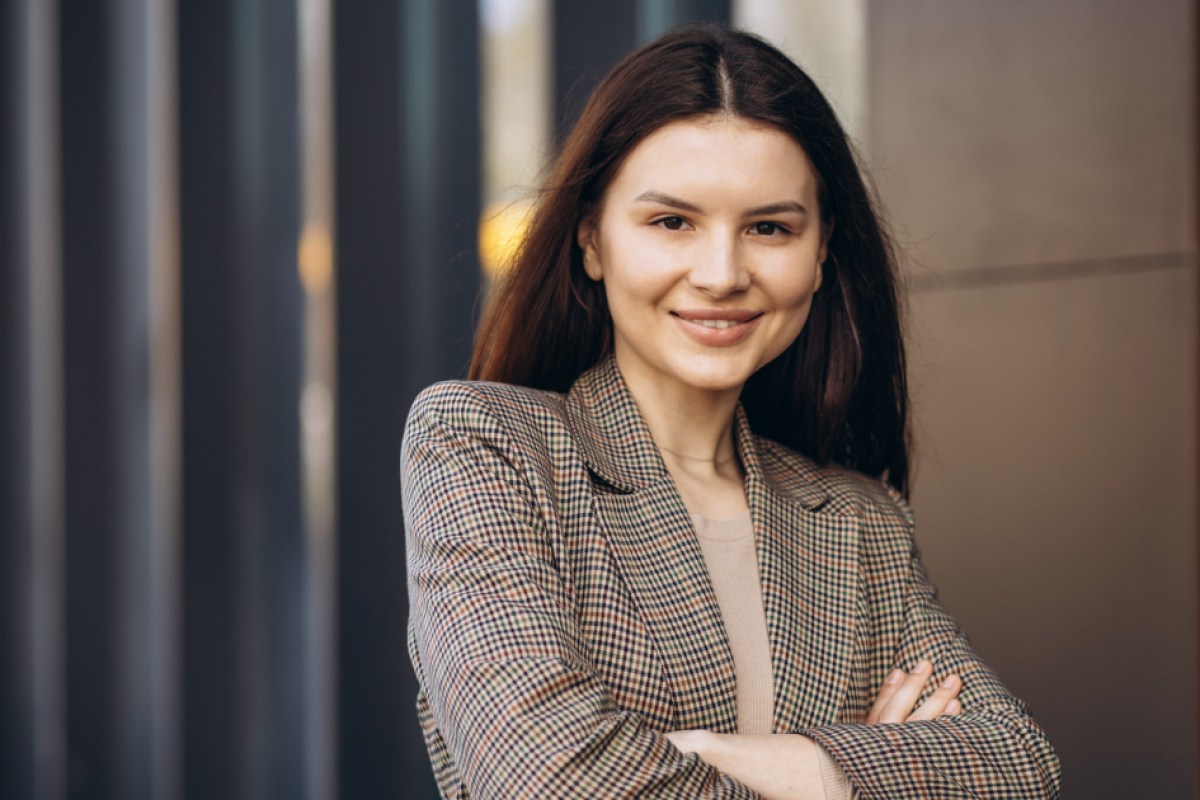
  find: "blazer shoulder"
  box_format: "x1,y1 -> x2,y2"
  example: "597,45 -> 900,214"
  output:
752,433 -> 910,524
406,379 -> 570,447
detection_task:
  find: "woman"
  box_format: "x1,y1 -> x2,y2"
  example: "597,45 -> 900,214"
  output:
402,26 -> 1061,800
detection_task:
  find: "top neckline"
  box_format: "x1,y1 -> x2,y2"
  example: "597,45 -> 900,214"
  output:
689,510 -> 753,542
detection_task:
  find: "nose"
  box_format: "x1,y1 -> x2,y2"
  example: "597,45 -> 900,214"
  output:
686,229 -> 750,297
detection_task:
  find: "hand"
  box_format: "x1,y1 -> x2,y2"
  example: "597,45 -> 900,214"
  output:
664,730 -> 824,800
866,659 -> 963,724
663,729 -> 713,756
662,660 -> 963,799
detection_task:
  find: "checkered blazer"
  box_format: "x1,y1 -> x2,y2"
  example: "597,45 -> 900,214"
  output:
402,354 -> 1061,799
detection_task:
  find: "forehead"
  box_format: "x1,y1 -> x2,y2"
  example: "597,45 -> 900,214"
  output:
604,115 -> 819,206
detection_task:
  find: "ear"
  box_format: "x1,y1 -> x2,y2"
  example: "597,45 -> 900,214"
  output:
577,217 -> 603,281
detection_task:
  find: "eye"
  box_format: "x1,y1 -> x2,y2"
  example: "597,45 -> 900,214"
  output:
750,221 -> 788,236
654,216 -> 689,231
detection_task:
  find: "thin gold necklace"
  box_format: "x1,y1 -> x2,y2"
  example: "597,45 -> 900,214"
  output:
657,444 -> 736,465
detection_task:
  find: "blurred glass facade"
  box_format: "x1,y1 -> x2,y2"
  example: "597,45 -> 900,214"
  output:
480,0 -> 548,278
1,1 -> 1196,799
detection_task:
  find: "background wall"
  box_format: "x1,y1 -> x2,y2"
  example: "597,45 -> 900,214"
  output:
868,1 -> 1198,797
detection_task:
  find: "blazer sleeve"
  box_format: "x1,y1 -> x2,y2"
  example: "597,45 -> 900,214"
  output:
797,491 -> 1063,800
401,384 -> 757,800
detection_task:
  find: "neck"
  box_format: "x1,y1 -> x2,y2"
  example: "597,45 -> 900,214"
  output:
613,348 -> 742,473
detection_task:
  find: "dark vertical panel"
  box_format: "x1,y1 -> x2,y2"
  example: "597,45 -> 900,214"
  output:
332,2 -> 411,798
426,0 -> 482,379
0,1 -> 19,790
552,0 -> 636,143
239,1 -> 307,789
60,1 -> 120,792
178,0 -> 308,797
1,1 -> 64,799
678,0 -> 729,22
402,0 -> 483,381
178,1 -> 245,798
636,0 -> 730,44
553,0 -> 731,143
228,0 -> 307,795
60,0 -> 179,797
335,0 -> 480,797
1,3 -> 27,798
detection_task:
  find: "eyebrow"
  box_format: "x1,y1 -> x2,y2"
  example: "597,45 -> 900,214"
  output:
634,191 -> 703,213
745,200 -> 808,216
633,191 -> 808,217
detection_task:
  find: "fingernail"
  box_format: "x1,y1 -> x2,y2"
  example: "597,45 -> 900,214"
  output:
886,669 -> 903,685
941,675 -> 958,688
913,660 -> 931,673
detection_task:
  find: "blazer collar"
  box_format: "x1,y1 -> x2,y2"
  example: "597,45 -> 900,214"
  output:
563,353 -> 668,492
564,353 -> 830,510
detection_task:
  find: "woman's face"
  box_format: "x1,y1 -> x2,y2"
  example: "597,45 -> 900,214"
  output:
578,115 -> 827,396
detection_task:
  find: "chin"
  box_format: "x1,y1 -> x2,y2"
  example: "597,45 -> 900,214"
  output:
670,356 -> 755,392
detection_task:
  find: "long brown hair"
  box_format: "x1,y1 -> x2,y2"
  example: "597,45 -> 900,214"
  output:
470,25 -> 910,495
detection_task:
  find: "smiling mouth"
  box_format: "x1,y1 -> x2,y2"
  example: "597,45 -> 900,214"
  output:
671,312 -> 763,329
690,319 -> 744,329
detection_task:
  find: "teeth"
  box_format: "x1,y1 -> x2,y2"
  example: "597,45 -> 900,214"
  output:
691,319 -> 739,329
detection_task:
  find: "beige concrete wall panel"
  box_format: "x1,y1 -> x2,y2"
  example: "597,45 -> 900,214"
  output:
907,265 -> 1197,797
868,0 -> 1194,273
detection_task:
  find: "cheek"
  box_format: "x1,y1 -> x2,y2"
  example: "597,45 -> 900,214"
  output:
765,255 -> 822,313
598,241 -> 678,325
774,293 -> 816,344
788,277 -> 821,318
762,265 -> 822,349
600,268 -> 654,343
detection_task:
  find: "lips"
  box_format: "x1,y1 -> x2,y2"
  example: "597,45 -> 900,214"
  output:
672,308 -> 762,322
670,309 -> 763,346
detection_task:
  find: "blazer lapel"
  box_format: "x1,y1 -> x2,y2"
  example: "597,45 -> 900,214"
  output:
567,356 -> 738,733
565,355 -> 858,734
592,488 -> 738,732
733,408 -> 859,732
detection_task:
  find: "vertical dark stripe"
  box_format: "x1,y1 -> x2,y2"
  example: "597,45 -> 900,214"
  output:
179,0 -> 308,797
335,0 -> 480,797
178,0 -> 246,797
61,0 -> 120,795
426,0 -> 482,381
1,1 -> 64,799
0,1 -> 22,788
636,0 -> 730,44
552,0 -> 731,144
333,0 -> 411,795
60,0 -> 179,797
237,3 -> 307,794
678,0 -> 730,24
551,0 -> 637,145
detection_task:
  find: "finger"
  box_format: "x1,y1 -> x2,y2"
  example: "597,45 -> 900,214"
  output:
866,669 -> 906,724
946,699 -> 962,715
877,660 -> 934,724
906,674 -> 961,722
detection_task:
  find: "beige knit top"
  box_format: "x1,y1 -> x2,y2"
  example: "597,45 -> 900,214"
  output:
692,511 -> 857,800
